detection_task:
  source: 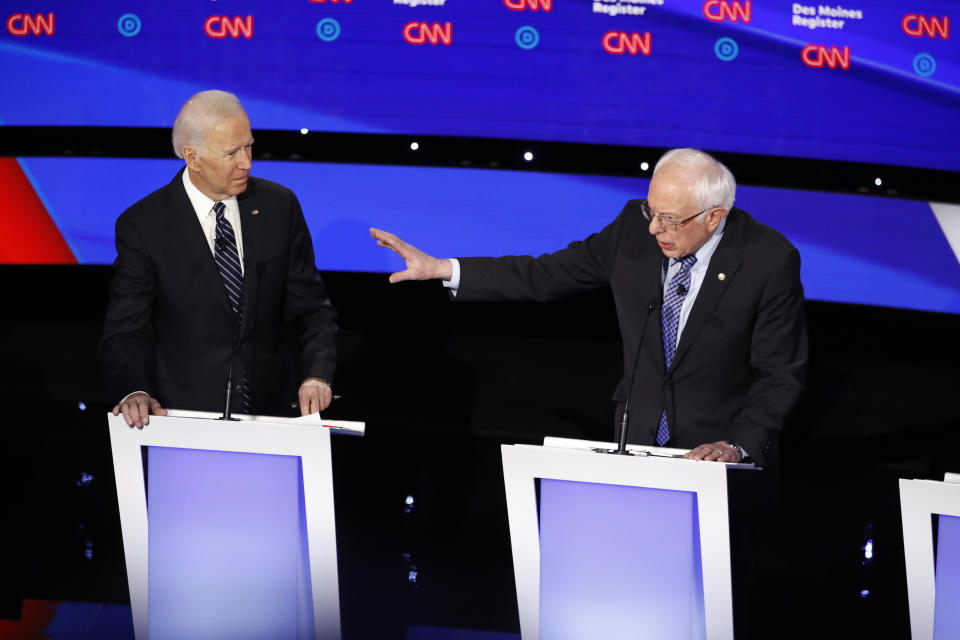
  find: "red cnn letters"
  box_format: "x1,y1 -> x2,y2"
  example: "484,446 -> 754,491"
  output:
7,13 -> 54,36
702,0 -> 752,23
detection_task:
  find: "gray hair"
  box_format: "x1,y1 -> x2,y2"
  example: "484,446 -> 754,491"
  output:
171,90 -> 246,159
653,148 -> 736,216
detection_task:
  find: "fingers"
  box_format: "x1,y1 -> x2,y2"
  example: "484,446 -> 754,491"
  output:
388,269 -> 414,284
682,445 -> 711,461
121,394 -> 150,429
682,442 -> 740,463
317,385 -> 332,412
116,392 -> 165,429
150,398 -> 168,417
371,227 -> 450,282
370,228 -> 407,255
299,383 -> 331,416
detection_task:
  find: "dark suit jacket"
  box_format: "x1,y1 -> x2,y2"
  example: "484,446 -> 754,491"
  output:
99,169 -> 337,415
455,200 -> 807,467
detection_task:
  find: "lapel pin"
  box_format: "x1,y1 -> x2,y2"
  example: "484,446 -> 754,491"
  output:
251,209 -> 260,215
718,273 -> 726,281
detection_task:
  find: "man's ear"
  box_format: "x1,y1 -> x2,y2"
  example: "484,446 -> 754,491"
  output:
706,207 -> 728,231
182,146 -> 199,171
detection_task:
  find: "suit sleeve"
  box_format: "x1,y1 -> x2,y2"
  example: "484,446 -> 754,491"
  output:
726,246 -> 808,465
98,214 -> 159,403
283,194 -> 338,383
455,202 -> 635,302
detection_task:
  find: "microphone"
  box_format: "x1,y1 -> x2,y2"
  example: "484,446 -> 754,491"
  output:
595,299 -> 659,456
219,354 -> 239,421
218,261 -> 263,421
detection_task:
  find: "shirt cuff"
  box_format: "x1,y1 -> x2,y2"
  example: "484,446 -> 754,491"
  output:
442,258 -> 460,295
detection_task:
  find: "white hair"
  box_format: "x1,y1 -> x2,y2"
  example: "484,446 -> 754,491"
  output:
171,90 -> 246,159
653,148 -> 736,217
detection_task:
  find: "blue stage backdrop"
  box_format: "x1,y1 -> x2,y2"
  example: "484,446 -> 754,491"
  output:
14,156 -> 960,314
1,1 -> 958,170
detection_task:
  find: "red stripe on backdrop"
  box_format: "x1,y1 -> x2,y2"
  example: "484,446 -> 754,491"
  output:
0,157 -> 77,264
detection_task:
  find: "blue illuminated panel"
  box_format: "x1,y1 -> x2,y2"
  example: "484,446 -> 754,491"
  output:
15,156 -> 960,313
147,446 -> 308,639
538,479 -> 704,640
935,514 -> 960,639
1,1 -> 959,170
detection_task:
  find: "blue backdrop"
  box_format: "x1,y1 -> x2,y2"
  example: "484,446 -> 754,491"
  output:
2,1 -> 958,169
17,156 -> 960,314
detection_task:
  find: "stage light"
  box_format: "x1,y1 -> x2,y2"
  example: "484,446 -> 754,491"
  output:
410,142 -> 420,151
640,162 -> 649,171
874,177 -> 882,186
300,128 -> 309,135
78,401 -> 86,411
863,539 -> 873,560
524,151 -> 534,162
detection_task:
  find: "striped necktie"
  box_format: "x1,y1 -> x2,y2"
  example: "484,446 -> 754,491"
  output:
656,253 -> 697,446
213,202 -> 252,413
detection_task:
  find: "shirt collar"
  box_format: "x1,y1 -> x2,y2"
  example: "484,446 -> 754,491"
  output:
181,169 -> 238,219
670,215 -> 727,267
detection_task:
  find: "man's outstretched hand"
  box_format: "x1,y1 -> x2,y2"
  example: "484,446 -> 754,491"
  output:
370,228 -> 453,283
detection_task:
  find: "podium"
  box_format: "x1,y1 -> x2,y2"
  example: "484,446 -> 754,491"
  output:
502,437 -> 756,640
900,474 -> 960,640
108,410 -> 363,640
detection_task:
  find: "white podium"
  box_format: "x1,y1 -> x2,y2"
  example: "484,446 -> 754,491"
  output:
900,475 -> 960,640
108,410 -> 363,640
502,437 -> 756,640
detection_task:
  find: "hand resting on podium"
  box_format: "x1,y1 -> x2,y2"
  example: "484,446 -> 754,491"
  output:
299,377 -> 333,415
683,440 -> 743,463
112,391 -> 167,429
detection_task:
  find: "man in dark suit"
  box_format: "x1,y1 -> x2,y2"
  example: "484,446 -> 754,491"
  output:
100,90 -> 337,428
370,148 -> 806,466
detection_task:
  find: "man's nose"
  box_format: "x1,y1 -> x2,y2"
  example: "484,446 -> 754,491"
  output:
648,215 -> 662,235
238,148 -> 252,170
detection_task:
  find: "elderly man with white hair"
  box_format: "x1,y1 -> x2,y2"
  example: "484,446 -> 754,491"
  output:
101,90 -> 337,428
371,148 -> 807,467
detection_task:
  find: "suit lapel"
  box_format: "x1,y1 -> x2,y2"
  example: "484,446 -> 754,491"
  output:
671,213 -> 744,371
168,169 -> 236,322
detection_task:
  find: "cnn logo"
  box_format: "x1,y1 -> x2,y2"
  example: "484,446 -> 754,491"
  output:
403,22 -> 452,45
602,31 -> 651,56
702,0 -> 751,23
7,13 -> 54,36
902,14 -> 949,39
205,15 -> 253,39
801,45 -> 850,70
504,0 -> 552,10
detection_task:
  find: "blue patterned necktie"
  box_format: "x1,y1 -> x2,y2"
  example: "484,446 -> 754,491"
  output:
213,202 -> 252,413
656,253 -> 698,446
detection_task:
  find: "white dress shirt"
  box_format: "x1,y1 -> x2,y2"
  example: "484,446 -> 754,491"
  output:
663,216 -> 726,339
182,170 -> 245,275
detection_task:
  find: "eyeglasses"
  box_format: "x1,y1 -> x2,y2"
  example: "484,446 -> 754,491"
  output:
640,199 -> 714,231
